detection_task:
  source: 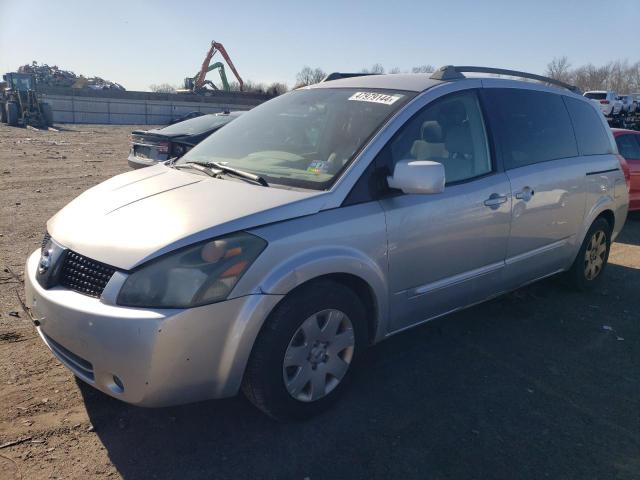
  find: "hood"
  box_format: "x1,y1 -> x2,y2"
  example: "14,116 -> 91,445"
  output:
48,166 -> 325,270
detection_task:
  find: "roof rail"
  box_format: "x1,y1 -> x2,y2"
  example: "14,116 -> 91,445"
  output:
430,65 -> 580,93
322,72 -> 379,82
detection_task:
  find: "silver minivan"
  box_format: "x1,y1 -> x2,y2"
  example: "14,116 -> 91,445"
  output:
24,66 -> 629,420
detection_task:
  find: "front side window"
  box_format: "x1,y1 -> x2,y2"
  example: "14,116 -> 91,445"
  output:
384,89 -> 491,184
484,89 -> 578,169
178,88 -> 414,190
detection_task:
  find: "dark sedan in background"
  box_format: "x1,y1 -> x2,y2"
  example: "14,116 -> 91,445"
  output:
128,111 -> 242,169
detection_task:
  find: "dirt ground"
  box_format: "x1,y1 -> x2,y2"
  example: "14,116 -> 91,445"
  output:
0,123 -> 639,480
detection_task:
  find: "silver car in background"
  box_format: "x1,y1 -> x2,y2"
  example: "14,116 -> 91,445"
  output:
24,66 -> 628,420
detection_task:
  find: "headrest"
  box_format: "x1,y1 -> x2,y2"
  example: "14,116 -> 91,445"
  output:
421,121 -> 443,142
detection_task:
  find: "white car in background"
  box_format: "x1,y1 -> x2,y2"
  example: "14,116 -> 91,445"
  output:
618,95 -> 638,115
583,91 -> 622,117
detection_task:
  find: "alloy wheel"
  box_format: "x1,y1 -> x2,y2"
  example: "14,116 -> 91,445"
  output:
584,230 -> 607,280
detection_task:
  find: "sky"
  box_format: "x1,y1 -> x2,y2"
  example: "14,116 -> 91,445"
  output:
1,0 -> 639,92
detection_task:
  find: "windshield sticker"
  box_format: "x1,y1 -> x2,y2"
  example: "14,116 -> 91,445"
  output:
348,92 -> 403,105
307,160 -> 331,174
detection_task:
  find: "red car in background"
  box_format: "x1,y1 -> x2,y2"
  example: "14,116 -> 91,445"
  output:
612,128 -> 640,211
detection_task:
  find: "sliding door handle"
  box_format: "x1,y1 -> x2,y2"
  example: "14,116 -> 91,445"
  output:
515,186 -> 535,201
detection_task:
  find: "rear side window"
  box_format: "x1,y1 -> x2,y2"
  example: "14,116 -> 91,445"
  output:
564,97 -> 611,156
616,134 -> 640,160
159,114 -> 235,136
584,92 -> 606,100
483,89 -> 578,169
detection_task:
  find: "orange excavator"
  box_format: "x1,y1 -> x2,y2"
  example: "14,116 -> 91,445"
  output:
183,41 -> 244,93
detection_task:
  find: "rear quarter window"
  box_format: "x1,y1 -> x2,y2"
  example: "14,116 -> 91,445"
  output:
564,97 -> 612,156
616,134 -> 640,160
483,89 -> 578,169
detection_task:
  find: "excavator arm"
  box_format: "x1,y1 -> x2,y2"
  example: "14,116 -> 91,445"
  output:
193,41 -> 243,92
211,42 -> 243,91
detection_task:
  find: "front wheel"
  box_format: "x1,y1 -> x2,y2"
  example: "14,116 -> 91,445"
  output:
242,279 -> 367,421
566,218 -> 612,290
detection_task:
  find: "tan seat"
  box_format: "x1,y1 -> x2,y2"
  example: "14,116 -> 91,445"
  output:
410,121 -> 448,160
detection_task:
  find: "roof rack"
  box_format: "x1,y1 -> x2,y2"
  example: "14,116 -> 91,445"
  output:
322,72 -> 379,82
430,65 -> 580,93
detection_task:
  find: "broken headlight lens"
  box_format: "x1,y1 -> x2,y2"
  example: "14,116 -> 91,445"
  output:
117,232 -> 266,308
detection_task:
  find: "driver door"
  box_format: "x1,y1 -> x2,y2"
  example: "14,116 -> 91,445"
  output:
377,89 -> 512,333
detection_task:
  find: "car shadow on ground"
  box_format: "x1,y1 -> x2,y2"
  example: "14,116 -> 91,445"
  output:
79,269 -> 640,479
79,239 -> 640,480
615,213 -> 640,246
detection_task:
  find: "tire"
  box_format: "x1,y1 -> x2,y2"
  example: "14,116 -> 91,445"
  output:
41,103 -> 53,127
0,103 -> 6,123
6,102 -> 19,126
565,218 -> 612,291
242,279 -> 367,421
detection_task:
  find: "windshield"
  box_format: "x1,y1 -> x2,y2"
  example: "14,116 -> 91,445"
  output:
10,75 -> 33,91
159,113 -> 238,136
584,92 -> 606,100
177,88 -> 414,190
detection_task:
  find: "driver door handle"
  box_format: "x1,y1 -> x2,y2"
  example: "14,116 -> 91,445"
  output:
483,193 -> 508,209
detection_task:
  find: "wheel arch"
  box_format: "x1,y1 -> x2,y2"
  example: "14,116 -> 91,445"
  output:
273,272 -> 380,346
238,245 -> 390,344
595,209 -> 615,232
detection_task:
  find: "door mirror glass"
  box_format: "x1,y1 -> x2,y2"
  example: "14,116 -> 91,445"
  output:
387,159 -> 445,194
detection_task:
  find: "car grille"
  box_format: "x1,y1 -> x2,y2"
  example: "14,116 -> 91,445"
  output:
41,232 -> 51,251
59,251 -> 116,298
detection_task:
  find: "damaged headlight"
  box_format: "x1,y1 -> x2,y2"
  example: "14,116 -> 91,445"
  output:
117,232 -> 266,308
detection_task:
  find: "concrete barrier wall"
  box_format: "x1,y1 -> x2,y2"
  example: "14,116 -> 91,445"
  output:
40,87 -> 271,125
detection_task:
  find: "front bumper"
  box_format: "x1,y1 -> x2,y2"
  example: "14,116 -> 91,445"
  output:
24,249 -> 283,407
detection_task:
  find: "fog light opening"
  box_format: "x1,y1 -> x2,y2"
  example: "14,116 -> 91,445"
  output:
110,375 -> 124,394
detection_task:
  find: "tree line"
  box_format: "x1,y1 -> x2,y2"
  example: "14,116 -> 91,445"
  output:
152,58 -> 640,96
546,57 -> 640,93
294,64 -> 436,88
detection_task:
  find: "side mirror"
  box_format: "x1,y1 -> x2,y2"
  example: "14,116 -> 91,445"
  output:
387,160 -> 445,194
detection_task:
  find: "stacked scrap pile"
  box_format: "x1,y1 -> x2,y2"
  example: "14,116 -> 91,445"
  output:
17,61 -> 126,91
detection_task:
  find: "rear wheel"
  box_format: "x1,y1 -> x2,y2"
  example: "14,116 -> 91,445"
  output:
6,102 -> 18,126
566,218 -> 612,290
242,279 -> 367,421
0,103 -> 6,123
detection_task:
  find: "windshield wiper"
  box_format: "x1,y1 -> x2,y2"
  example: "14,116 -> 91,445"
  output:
172,162 -> 218,178
187,161 -> 269,187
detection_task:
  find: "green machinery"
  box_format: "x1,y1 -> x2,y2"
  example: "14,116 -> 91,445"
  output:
182,41 -> 244,94
184,62 -> 231,92
0,72 -> 53,128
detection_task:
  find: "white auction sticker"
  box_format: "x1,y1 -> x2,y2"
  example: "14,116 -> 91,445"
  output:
348,91 -> 403,105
